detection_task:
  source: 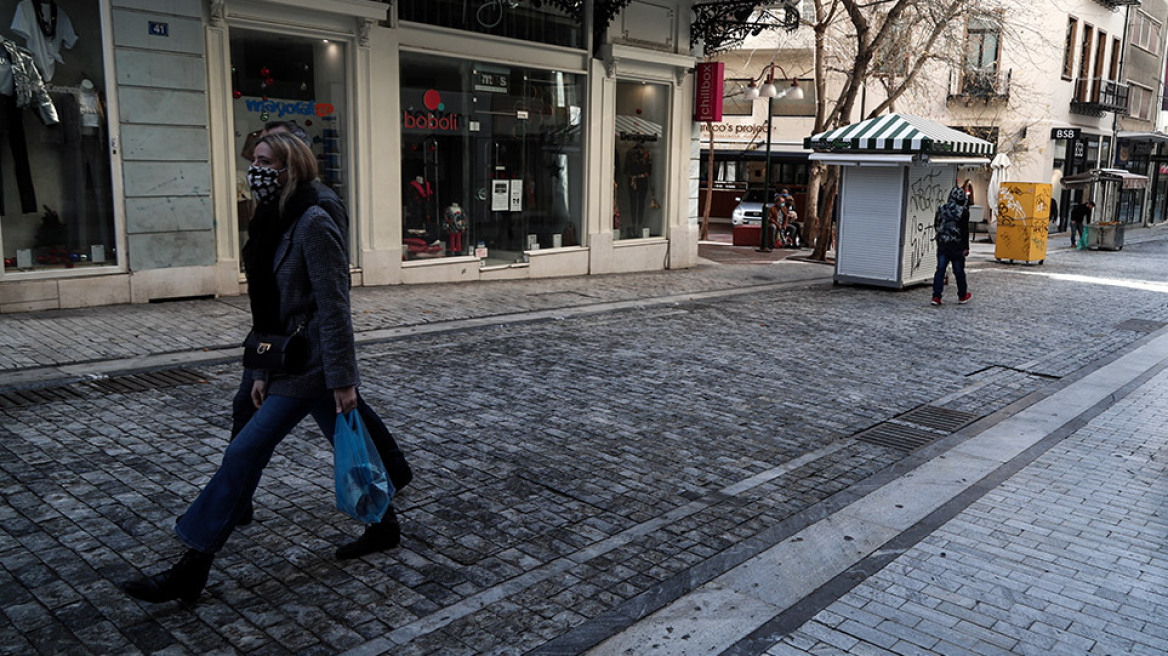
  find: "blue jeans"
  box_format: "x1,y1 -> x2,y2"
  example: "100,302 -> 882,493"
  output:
176,394 -> 336,553
932,246 -> 967,299
231,370 -> 412,491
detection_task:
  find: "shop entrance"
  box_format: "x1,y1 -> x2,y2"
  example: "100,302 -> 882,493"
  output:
400,53 -> 584,266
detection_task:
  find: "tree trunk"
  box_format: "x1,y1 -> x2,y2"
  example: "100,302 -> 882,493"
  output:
810,167 -> 838,261
803,163 -> 824,252
701,122 -> 714,241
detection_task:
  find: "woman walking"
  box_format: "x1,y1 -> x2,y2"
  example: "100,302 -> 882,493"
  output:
122,133 -> 379,602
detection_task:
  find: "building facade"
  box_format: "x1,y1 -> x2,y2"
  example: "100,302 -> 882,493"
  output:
1114,0 -> 1168,224
0,0 -> 703,312
694,4 -> 815,222
716,0 -> 1167,229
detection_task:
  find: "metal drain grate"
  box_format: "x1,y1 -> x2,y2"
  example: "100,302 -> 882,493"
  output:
897,405 -> 979,433
855,404 -> 981,452
855,423 -> 942,452
0,369 -> 207,409
0,386 -> 87,409
88,369 -> 206,394
1115,319 -> 1168,333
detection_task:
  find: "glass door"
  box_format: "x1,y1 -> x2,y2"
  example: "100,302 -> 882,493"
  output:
229,29 -> 351,264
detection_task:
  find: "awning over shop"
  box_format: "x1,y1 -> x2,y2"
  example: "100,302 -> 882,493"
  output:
1116,130 -> 1168,143
1061,168 -> 1149,190
700,148 -> 811,163
809,153 -> 913,166
804,113 -> 996,156
807,152 -> 990,167
615,115 -> 662,138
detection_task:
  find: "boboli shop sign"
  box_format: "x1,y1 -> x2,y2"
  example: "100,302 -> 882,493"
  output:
695,62 -> 724,122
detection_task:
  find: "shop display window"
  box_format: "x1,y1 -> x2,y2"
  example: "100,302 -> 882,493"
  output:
613,81 -> 669,240
400,53 -> 584,266
229,30 -> 350,266
2,0 -> 115,273
398,0 -> 583,49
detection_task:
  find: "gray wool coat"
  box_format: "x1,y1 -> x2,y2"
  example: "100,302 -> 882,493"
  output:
258,204 -> 359,398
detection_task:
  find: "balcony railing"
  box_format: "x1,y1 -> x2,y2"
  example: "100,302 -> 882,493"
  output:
1071,78 -> 1130,116
947,68 -> 1011,104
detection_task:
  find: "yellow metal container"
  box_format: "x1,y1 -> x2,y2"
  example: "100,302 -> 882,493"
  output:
994,182 -> 1051,263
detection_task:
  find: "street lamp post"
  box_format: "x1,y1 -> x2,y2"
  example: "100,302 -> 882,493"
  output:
745,64 -> 803,252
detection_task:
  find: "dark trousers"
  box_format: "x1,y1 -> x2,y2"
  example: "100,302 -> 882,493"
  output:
932,245 -> 967,299
628,182 -> 648,235
232,369 -> 413,494
1071,221 -> 1083,246
1,94 -> 37,216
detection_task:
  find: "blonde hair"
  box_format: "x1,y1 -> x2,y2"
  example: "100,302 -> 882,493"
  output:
257,132 -> 318,214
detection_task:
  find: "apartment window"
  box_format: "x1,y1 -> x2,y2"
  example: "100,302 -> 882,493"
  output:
1093,30 -> 1107,101
963,13 -> 1002,95
1063,17 -> 1078,80
1111,36 -> 1121,81
1077,23 -> 1094,101
1130,83 -> 1154,120
722,79 -> 756,116
771,79 -> 816,117
1133,11 -> 1163,53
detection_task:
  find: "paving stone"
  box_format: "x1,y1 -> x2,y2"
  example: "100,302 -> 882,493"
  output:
4,234 -> 1168,653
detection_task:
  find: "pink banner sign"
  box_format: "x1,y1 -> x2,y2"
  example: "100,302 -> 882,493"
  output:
695,62 -> 724,122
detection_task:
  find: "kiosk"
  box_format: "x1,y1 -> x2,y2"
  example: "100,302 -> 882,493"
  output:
1060,169 -> 1148,251
806,114 -> 994,288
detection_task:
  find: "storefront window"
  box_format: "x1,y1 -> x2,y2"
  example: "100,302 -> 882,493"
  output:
398,0 -> 583,49
229,30 -> 349,264
400,53 -> 584,266
613,81 -> 670,240
2,0 -> 115,273
1153,162 -> 1168,224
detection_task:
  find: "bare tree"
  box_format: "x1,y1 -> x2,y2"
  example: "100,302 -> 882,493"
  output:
800,0 -> 1042,260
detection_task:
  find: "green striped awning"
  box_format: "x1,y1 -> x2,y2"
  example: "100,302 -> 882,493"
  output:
804,114 -> 996,156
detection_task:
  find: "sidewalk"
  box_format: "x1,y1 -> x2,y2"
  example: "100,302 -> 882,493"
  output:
767,345 -> 1168,655
0,252 -> 833,389
569,325 -> 1168,656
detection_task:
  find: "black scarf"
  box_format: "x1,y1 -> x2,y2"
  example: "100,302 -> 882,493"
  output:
243,182 -> 318,333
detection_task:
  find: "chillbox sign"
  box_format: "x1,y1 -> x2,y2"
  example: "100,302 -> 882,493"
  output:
694,62 -> 724,122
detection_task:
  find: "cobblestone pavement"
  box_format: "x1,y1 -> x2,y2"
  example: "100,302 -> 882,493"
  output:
767,366 -> 1168,656
1,227 -> 1167,655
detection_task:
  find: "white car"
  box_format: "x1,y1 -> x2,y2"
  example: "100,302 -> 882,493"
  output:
731,188 -> 770,226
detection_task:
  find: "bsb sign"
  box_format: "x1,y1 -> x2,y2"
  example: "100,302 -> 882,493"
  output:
694,62 -> 724,122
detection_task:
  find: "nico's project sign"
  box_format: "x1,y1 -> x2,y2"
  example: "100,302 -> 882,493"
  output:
694,62 -> 724,122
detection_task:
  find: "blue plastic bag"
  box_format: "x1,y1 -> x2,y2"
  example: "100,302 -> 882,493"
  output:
334,410 -> 394,524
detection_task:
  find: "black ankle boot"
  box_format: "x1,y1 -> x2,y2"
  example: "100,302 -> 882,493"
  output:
336,507 -> 401,559
122,548 -> 214,603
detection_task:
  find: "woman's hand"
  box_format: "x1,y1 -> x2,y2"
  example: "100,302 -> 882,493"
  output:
251,379 -> 267,408
334,385 -> 358,414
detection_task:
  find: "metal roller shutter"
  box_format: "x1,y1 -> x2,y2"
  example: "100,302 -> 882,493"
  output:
836,167 -> 904,284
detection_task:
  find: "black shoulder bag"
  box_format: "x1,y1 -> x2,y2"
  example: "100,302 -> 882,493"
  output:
242,324 -> 308,373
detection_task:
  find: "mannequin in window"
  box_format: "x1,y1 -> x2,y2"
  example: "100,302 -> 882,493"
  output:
625,143 -> 652,236
0,36 -> 56,216
406,175 -> 432,229
443,202 -> 467,255
11,0 -> 77,83
68,78 -> 113,250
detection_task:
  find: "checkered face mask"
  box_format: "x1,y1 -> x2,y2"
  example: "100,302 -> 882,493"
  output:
247,165 -> 286,204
